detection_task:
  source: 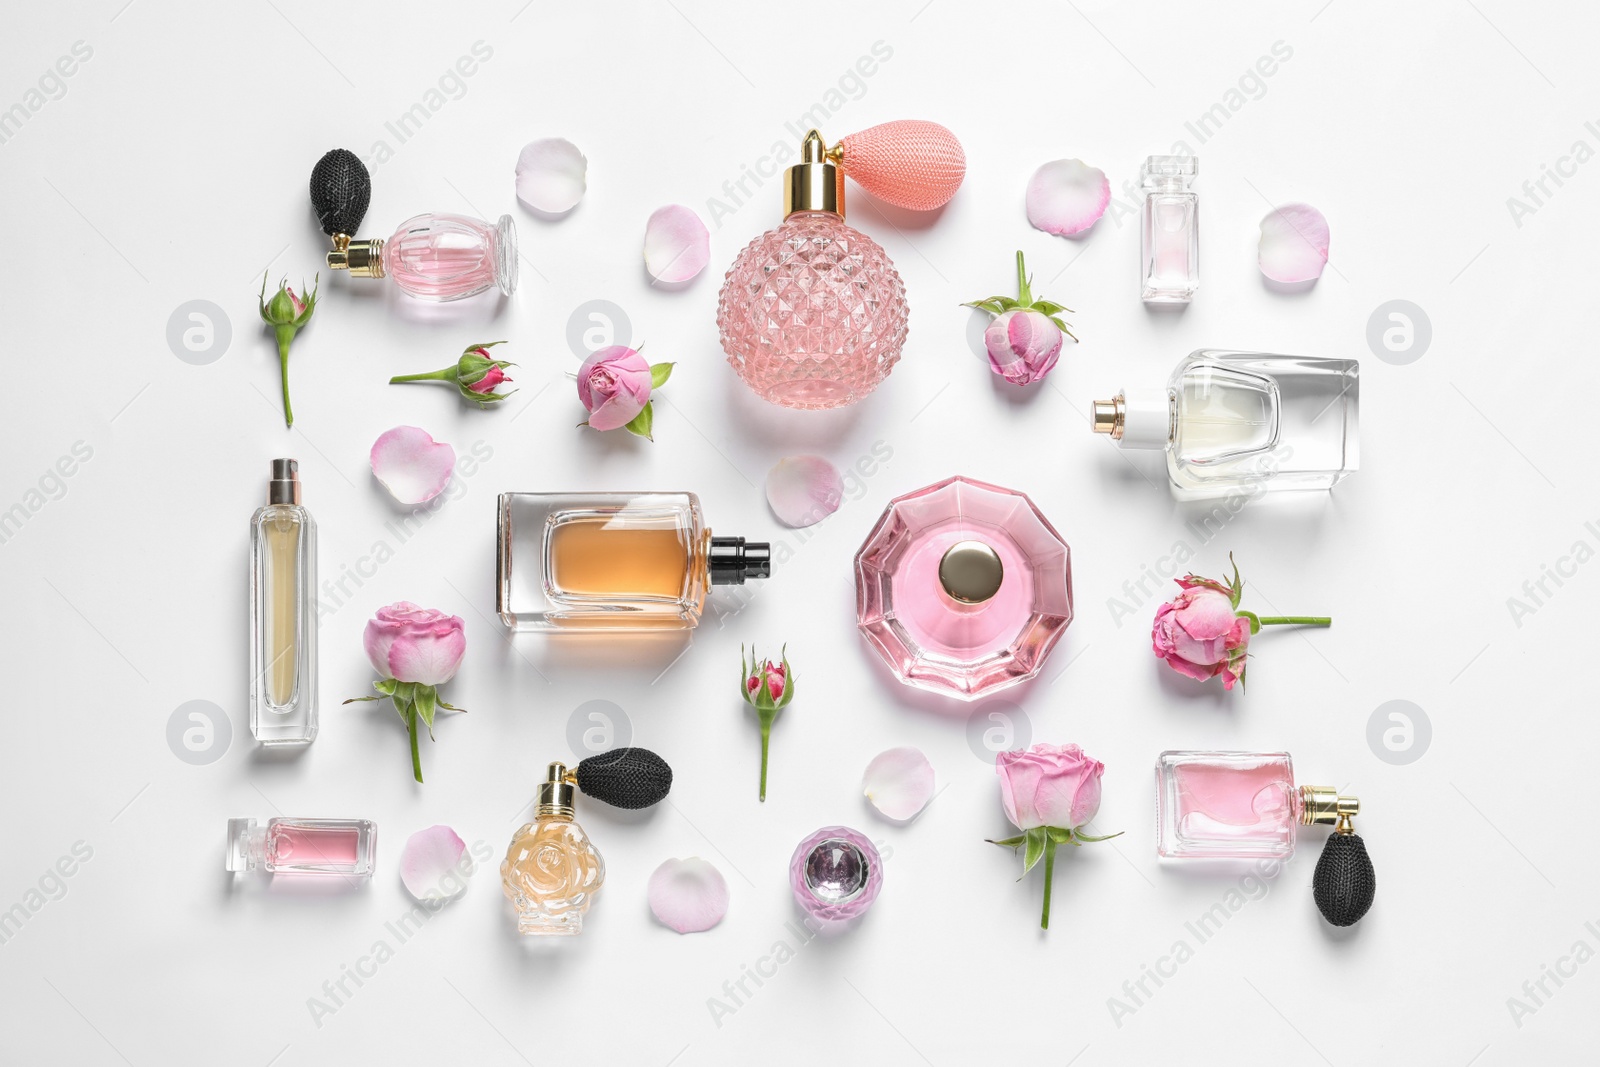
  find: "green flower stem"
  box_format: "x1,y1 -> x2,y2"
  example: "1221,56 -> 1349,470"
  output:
389,369 -> 456,384
1255,616 -> 1332,626
275,329 -> 294,427
758,711 -> 773,802
1040,836 -> 1056,929
1014,249 -> 1032,306
408,709 -> 423,783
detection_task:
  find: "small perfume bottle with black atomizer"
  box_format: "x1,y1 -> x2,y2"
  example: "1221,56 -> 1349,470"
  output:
309,148 -> 517,301
501,748 -> 673,935
716,120 -> 965,409
497,491 -> 771,632
250,459 -> 317,745
1155,751 -> 1375,927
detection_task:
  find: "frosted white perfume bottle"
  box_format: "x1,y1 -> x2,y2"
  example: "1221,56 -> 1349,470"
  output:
1140,156 -> 1198,303
1091,350 -> 1358,500
250,459 -> 317,744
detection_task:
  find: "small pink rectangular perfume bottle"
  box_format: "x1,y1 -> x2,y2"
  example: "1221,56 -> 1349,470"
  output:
1155,750 -> 1355,859
226,817 -> 376,878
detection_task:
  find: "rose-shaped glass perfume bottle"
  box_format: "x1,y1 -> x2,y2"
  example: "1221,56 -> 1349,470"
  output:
717,130 -> 908,409
855,476 -> 1073,700
1155,750 -> 1375,926
310,149 -> 517,301
502,763 -> 605,936
501,749 -> 672,936
1092,350 -> 1358,501
496,491 -> 770,632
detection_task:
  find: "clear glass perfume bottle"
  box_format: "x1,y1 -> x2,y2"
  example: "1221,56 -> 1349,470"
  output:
501,763 -> 605,935
329,212 -> 517,301
789,826 -> 884,924
1140,155 -> 1198,302
1155,751 -> 1356,859
250,459 -> 317,744
497,492 -> 771,632
1091,350 -> 1359,500
854,476 -> 1073,699
225,817 -> 376,877
717,130 -> 909,409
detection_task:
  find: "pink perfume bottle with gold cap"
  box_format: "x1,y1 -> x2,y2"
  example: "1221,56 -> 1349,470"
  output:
717,121 -> 964,410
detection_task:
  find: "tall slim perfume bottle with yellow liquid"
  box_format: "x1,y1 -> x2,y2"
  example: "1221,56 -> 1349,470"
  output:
496,492 -> 770,632
250,459 -> 317,744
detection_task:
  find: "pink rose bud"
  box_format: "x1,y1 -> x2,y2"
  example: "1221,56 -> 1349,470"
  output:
390,341 -> 515,406
1150,556 -> 1331,691
739,646 -> 796,801
964,250 -> 1076,387
258,272 -> 319,427
984,308 -> 1063,385
578,345 -> 672,438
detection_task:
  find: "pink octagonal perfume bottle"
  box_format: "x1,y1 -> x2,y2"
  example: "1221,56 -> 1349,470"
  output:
855,476 -> 1073,700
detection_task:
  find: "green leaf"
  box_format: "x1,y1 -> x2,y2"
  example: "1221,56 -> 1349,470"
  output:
987,834 -> 1028,848
1032,300 -> 1075,316
962,298 -> 1008,316
414,684 -> 438,734
373,678 -> 399,697
342,695 -> 383,704
1072,829 -> 1125,843
649,362 -> 675,389
435,698 -> 465,712
1021,826 -> 1048,875
1046,826 -> 1074,844
623,401 -> 654,441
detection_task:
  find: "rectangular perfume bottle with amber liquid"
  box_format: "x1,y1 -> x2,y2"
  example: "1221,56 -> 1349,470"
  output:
496,492 -> 769,632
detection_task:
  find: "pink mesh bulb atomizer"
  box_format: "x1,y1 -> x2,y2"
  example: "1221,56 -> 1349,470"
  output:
716,120 -> 965,410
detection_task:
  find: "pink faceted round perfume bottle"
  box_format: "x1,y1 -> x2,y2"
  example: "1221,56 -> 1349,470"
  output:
718,122 -> 964,410
855,476 -> 1073,700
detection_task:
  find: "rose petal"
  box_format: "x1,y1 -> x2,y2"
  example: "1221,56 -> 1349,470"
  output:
1026,159 -> 1111,236
765,455 -> 843,528
385,616 -> 467,686
1258,202 -> 1329,283
863,747 -> 935,821
643,204 -> 710,284
370,426 -> 456,505
400,825 -> 471,903
647,857 -> 729,934
515,138 -> 586,214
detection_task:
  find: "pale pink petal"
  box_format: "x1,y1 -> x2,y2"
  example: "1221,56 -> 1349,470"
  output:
386,617 -> 466,686
643,205 -> 710,283
863,747 -> 935,821
765,455 -> 843,528
400,825 -> 471,902
370,426 -> 456,505
647,857 -> 729,934
1258,202 -> 1330,282
515,138 -> 586,214
1026,159 -> 1111,236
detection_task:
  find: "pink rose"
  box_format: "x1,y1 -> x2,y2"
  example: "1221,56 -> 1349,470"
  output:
364,602 -> 467,685
984,309 -> 1063,385
996,743 -> 1104,831
1151,579 -> 1251,689
578,345 -> 653,431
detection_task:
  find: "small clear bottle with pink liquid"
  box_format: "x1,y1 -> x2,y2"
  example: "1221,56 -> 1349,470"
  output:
855,476 -> 1073,700
1155,751 -> 1356,859
226,817 -> 376,878
330,213 -> 517,301
1140,155 -> 1198,303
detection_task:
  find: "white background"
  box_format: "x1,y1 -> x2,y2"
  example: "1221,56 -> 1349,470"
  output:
2,1 -> 1595,1064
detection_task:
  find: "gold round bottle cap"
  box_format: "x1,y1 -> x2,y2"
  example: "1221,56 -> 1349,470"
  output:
939,539 -> 1004,604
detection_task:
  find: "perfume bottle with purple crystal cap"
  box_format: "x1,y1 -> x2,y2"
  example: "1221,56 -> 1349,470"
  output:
789,826 -> 882,925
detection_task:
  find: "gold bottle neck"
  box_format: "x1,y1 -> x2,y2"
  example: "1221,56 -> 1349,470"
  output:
783,129 -> 843,220
327,233 -> 386,278
536,761 -> 577,819
1299,785 -> 1360,833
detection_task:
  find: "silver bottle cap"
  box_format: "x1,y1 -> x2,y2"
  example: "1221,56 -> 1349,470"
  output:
268,458 -> 302,505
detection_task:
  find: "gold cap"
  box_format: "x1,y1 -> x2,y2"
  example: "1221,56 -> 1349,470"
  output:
783,130 -> 843,219
1299,785 -> 1360,833
1091,396 -> 1124,439
939,539 -> 1004,604
536,761 -> 577,818
327,233 -> 386,278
